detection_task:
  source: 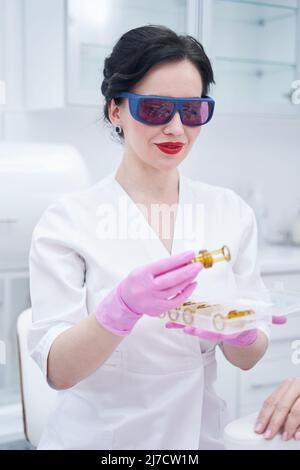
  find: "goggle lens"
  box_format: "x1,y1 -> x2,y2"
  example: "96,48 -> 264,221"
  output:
138,98 -> 212,126
139,99 -> 174,124
182,101 -> 210,126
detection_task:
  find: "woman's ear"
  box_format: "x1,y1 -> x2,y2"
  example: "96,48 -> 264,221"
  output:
108,98 -> 122,127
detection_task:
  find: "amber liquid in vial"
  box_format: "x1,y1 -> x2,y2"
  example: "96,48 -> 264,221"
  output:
192,245 -> 231,268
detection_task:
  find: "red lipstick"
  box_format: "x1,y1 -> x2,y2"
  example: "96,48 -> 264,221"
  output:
155,142 -> 184,155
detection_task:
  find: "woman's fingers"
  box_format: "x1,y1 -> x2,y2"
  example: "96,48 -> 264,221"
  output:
167,281 -> 198,309
293,426 -> 300,441
255,378 -> 300,439
165,321 -> 185,329
263,383 -> 299,440
283,397 -> 300,440
282,381 -> 300,440
153,261 -> 202,291
255,379 -> 292,435
149,250 -> 196,276
154,269 -> 202,301
183,326 -> 222,341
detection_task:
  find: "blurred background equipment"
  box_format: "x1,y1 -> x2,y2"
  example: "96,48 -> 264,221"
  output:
0,142 -> 90,445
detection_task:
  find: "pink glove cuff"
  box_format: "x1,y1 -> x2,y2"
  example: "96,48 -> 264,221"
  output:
223,328 -> 258,347
95,284 -> 142,336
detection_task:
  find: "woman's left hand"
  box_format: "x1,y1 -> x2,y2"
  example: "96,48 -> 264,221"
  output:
165,322 -> 258,347
255,378 -> 300,441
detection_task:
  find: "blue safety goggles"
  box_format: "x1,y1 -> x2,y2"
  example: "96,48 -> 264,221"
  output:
113,92 -> 215,127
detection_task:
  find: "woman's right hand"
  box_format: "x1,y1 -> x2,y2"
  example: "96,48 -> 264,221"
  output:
255,377 -> 300,441
95,250 -> 203,336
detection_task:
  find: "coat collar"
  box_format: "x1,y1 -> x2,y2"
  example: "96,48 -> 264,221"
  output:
107,169 -> 201,262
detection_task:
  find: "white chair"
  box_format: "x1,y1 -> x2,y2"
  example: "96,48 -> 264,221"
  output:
17,308 -> 57,448
224,412 -> 300,450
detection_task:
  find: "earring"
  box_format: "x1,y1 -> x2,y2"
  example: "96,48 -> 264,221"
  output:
115,125 -> 122,134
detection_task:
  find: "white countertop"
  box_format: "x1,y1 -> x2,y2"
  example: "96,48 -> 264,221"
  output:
258,245 -> 300,274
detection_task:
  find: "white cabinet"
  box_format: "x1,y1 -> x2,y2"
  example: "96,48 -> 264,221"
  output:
23,0 -> 300,114
201,0 -> 300,116
24,0 -> 66,110
24,0 -> 200,109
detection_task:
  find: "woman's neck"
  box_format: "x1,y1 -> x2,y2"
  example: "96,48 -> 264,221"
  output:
115,157 -> 179,204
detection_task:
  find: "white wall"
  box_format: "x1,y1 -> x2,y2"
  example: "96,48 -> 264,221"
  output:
0,0 -> 5,140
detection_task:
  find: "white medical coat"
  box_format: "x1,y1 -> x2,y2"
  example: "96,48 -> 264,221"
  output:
28,170 -> 268,450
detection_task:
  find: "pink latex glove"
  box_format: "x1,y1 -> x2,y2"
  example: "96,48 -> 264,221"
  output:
95,250 -> 203,336
165,322 -> 258,347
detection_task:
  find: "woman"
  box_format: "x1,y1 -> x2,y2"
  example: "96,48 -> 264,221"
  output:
28,25 -> 269,450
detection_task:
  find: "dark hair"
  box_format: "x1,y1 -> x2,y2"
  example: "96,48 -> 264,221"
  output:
101,24 -> 215,142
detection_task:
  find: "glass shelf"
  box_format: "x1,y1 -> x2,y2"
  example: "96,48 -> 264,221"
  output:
210,0 -> 299,113
217,0 -> 298,13
212,0 -> 298,65
211,58 -> 297,113
215,56 -> 297,69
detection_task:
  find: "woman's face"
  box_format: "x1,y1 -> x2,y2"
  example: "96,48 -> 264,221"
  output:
109,59 -> 204,171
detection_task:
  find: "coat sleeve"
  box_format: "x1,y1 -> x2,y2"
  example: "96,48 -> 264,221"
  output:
232,195 -> 270,340
27,197 -> 88,380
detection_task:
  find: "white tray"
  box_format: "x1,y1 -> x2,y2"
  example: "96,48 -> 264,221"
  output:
160,288 -> 300,334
